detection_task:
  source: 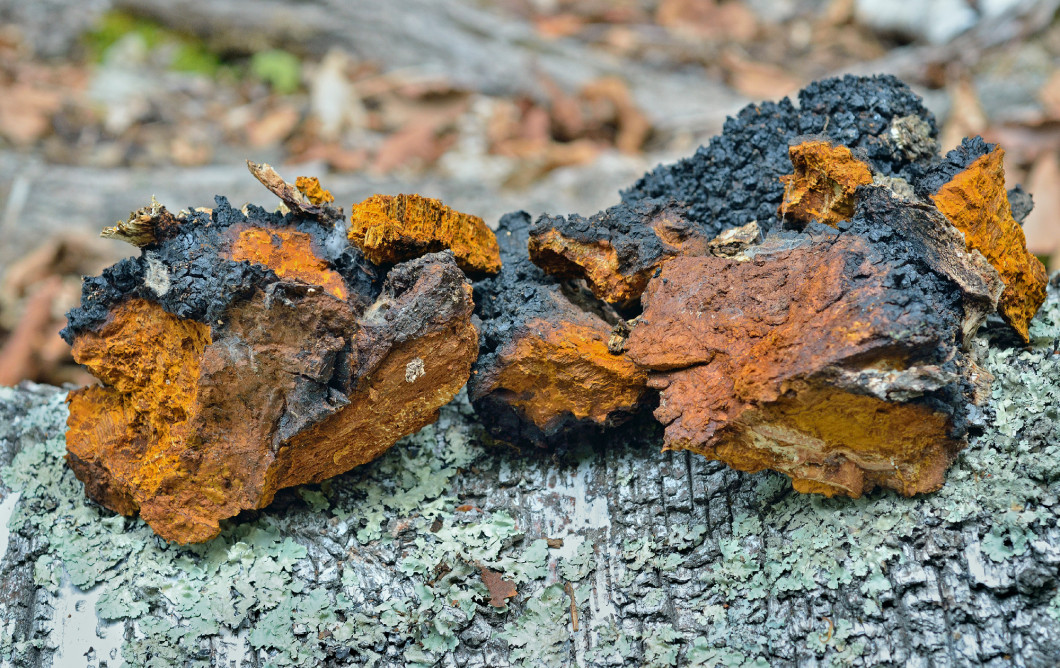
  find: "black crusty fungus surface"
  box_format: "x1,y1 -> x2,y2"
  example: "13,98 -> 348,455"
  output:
61,196 -> 381,344
915,135 -> 995,198
622,74 -> 938,238
528,197 -> 697,296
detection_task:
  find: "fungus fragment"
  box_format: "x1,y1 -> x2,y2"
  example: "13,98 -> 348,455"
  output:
924,140 -> 1048,341
778,140 -> 873,227
528,199 -> 709,306
469,212 -> 648,446
349,194 -> 502,276
63,166 -> 482,543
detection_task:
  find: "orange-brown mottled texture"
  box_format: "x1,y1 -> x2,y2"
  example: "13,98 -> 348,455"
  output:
778,140 -> 873,227
349,194 -> 501,275
227,225 -> 349,300
528,203 -> 711,306
295,176 -> 335,205
471,289 -> 647,439
626,235 -> 967,498
66,298 -> 212,524
65,255 -> 477,544
930,147 -> 1048,341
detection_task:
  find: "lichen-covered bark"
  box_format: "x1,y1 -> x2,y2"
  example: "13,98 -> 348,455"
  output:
2,281 -> 1059,668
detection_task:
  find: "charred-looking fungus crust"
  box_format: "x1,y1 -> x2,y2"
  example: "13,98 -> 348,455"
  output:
474,74 -> 1044,498
621,74 -> 939,238
527,198 -> 710,308
349,193 -> 502,276
469,212 -> 649,446
62,166 -> 485,543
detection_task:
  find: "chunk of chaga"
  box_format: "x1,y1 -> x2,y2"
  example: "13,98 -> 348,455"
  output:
921,138 -> 1048,341
349,194 -> 501,276
528,198 -> 709,307
294,176 -> 335,205
469,212 -> 648,445
63,167 -> 478,543
626,191 -> 1001,497
778,140 -> 873,227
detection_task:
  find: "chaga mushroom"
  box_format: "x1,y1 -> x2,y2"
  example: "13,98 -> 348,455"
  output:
778,140 -> 873,227
468,212 -> 648,446
622,74 -> 939,238
918,137 -> 1048,341
626,187 -> 1003,497
349,193 -> 502,276
63,165 -> 482,543
527,198 -> 709,308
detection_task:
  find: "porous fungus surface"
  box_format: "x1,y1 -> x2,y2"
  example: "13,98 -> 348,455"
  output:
61,168 -> 482,543
470,212 -> 648,445
2,282 -> 1059,666
778,140 -> 873,227
349,194 -> 502,276
924,139 -> 1048,341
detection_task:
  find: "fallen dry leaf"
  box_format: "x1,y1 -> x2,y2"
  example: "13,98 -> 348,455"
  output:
479,566 -> 517,608
721,50 -> 802,100
1022,150 -> 1060,267
0,276 -> 62,385
656,0 -> 758,42
247,105 -> 301,148
941,76 -> 988,152
1040,70 -> 1060,121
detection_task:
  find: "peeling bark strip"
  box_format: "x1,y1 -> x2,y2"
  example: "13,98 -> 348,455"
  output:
62,166 -> 487,543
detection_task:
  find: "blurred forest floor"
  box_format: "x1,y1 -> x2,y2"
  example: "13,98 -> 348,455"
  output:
0,0 -> 1058,386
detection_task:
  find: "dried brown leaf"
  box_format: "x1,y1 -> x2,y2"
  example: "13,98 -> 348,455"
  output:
479,566 -> 517,608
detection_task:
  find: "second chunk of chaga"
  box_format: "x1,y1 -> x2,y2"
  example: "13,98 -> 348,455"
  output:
923,138 -> 1048,341
778,140 -> 873,227
470,212 -> 648,445
528,198 -> 710,307
626,190 -> 1001,497
349,194 -> 501,276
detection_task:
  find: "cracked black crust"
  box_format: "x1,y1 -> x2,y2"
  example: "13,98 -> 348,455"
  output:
529,197 -> 696,283
622,74 -> 938,239
916,135 -> 995,199
61,196 -> 381,343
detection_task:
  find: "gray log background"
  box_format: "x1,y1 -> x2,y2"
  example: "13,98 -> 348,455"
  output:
0,282 -> 1058,667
